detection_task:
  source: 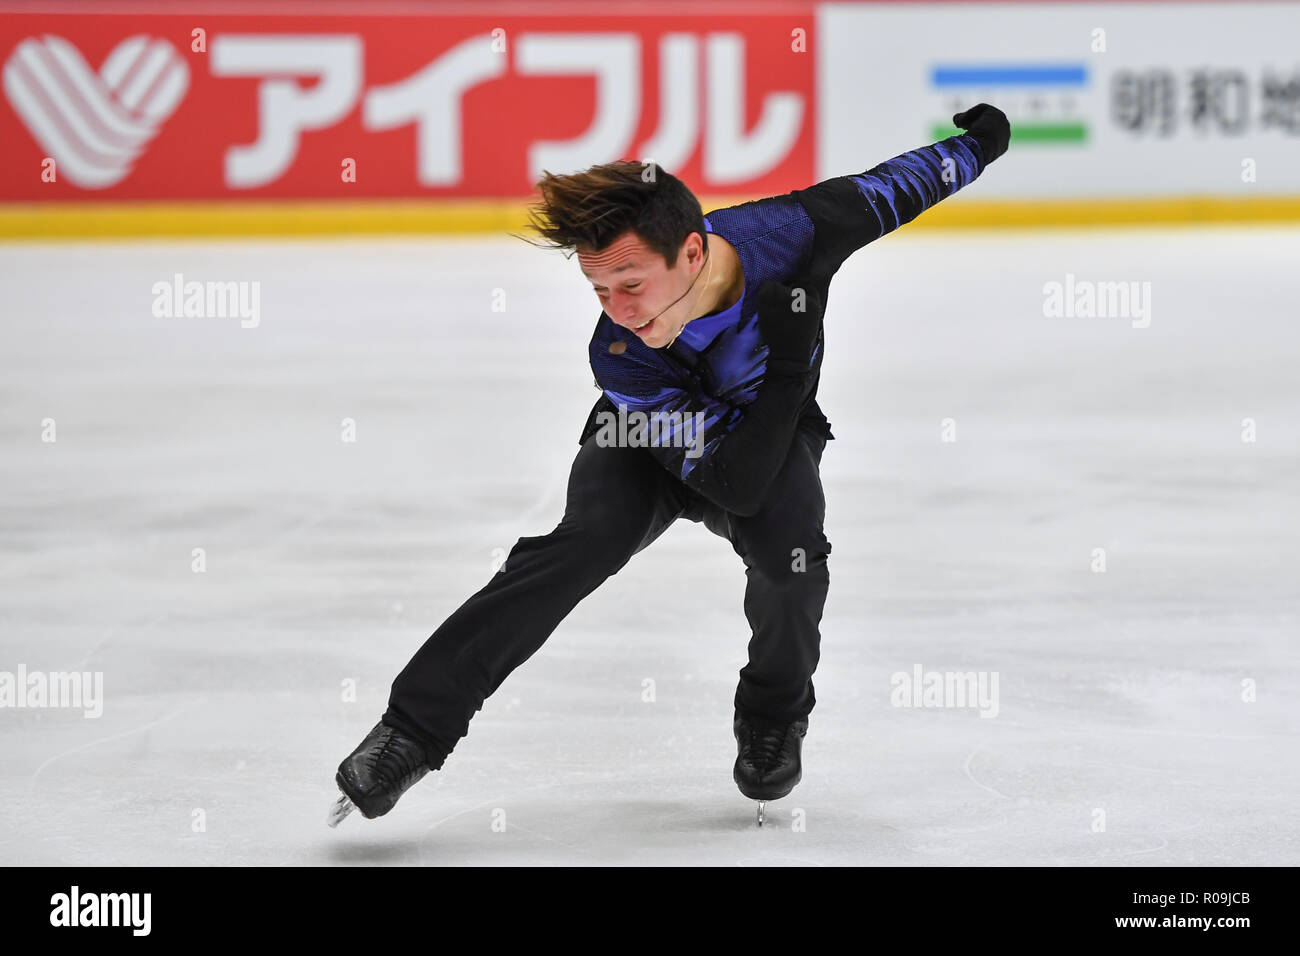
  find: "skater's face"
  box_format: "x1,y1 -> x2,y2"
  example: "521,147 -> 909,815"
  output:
578,230 -> 708,349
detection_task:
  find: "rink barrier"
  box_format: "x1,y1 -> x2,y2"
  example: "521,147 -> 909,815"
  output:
5,196 -> 1300,240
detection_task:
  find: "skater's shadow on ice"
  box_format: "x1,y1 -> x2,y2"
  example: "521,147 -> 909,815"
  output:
315,795 -> 819,864
323,839 -> 428,865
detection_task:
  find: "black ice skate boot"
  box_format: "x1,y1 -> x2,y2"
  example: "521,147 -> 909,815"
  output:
733,712 -> 808,827
328,720 -> 433,827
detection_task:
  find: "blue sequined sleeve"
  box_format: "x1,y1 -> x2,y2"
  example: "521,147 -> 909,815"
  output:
791,133 -> 986,281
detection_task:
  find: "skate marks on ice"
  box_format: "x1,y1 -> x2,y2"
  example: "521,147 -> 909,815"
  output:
29,707 -> 188,785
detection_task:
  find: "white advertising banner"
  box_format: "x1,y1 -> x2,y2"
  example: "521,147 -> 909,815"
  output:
819,2 -> 1300,197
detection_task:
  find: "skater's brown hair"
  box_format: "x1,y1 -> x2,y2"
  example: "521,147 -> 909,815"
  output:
518,161 -> 706,269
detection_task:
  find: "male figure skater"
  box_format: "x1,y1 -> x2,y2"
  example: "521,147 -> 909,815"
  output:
329,105 -> 1011,827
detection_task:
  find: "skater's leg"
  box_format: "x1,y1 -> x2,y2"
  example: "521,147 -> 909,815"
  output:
383,438 -> 689,768
701,428 -> 831,725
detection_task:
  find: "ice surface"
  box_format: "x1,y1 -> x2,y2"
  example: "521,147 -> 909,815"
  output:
1,228 -> 1297,865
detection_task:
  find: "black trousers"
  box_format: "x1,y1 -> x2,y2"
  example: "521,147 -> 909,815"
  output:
382,427 -> 832,770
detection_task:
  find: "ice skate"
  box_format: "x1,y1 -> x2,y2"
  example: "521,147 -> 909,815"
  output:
733,712 -> 808,827
329,720 -> 433,824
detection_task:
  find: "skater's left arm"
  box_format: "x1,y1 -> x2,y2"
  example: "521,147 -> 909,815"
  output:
790,104 -> 1010,281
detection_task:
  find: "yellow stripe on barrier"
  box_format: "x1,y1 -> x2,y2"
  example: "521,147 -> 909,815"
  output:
2,196 -> 1300,240
913,196 -> 1300,230
0,200 -> 529,240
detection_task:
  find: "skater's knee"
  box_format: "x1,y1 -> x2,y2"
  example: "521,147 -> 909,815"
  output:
525,513 -> 642,572
569,520 -> 643,569
745,540 -> 829,585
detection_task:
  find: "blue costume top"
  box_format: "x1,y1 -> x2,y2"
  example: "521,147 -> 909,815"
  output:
578,132 -> 989,513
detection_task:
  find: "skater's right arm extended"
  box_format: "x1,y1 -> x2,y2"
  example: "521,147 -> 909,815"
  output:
790,104 -> 1010,283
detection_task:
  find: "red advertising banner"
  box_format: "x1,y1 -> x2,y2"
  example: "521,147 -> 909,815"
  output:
0,10 -> 817,200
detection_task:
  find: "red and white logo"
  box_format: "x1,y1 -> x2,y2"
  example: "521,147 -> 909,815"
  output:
3,34 -> 189,188
0,15 -> 813,200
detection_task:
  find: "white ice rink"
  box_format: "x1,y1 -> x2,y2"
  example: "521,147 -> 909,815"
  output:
2,227 -> 1297,865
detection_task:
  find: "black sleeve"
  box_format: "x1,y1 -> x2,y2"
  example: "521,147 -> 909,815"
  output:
790,133 -> 987,282
678,370 -> 815,516
598,361 -> 811,515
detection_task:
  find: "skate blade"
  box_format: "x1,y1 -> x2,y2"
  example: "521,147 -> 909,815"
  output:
327,791 -> 358,828
757,800 -> 765,827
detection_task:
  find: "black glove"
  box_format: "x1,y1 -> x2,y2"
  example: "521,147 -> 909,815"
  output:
756,277 -> 823,376
953,103 -> 1010,165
